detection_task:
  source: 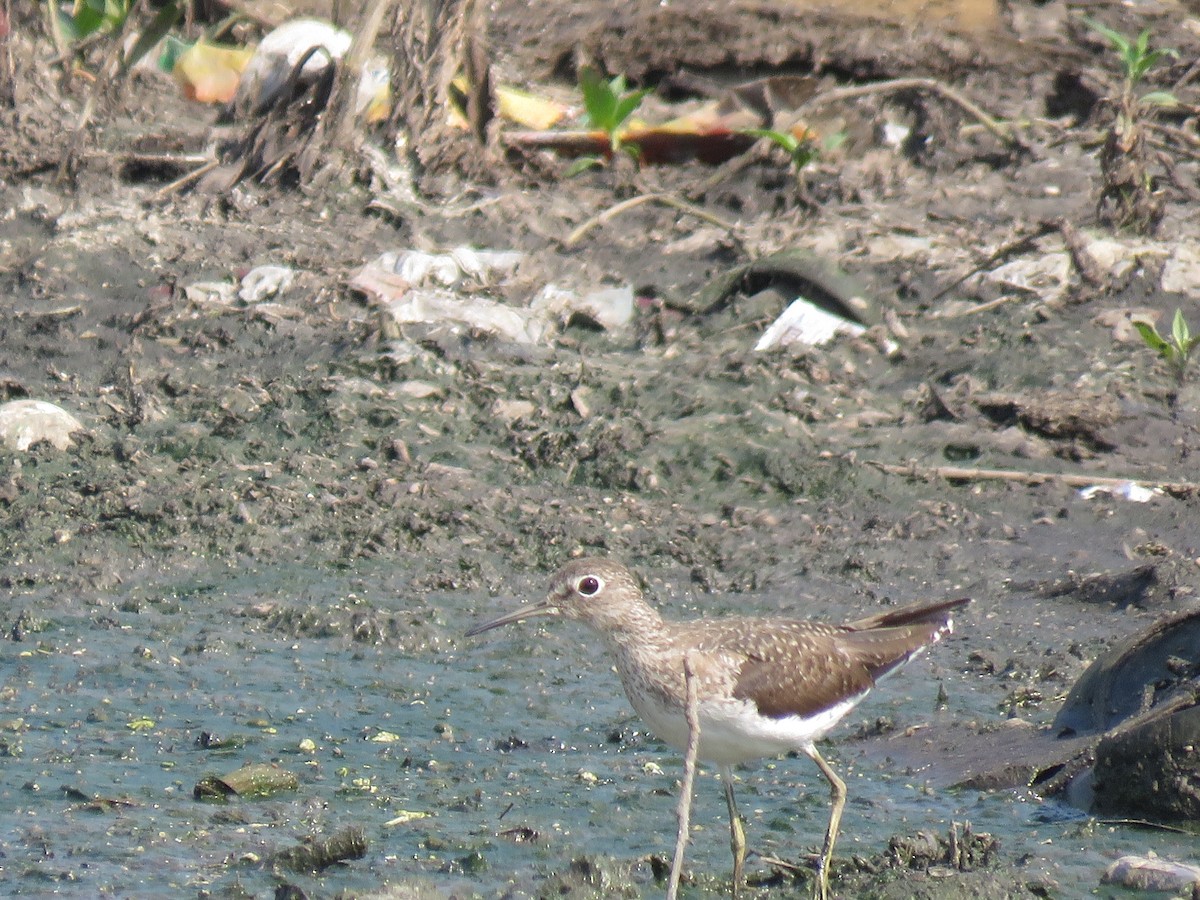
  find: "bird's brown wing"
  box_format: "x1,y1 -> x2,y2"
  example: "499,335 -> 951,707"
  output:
847,596 -> 970,632
723,623 -> 875,719
687,606 -> 963,720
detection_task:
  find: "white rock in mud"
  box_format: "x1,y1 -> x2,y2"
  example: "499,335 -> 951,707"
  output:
0,400 -> 85,452
1160,243 -> 1200,297
1102,855 -> 1200,893
985,252 -> 1071,302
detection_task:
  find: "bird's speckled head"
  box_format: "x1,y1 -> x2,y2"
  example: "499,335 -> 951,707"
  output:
465,558 -> 660,637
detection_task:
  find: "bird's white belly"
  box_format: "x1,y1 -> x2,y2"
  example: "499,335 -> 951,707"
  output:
626,688 -> 867,766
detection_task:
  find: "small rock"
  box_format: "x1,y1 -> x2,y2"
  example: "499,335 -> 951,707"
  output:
1101,855 -> 1200,893
0,399 -> 84,451
1161,243 -> 1200,297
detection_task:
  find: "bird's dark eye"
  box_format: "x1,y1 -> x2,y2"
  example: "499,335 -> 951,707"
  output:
576,575 -> 603,596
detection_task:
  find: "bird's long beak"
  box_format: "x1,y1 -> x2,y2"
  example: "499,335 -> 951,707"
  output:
465,599 -> 560,637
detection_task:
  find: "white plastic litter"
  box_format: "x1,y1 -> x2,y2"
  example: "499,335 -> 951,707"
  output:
1077,481 -> 1160,503
532,284 -> 634,331
351,247 -> 633,345
233,18 -> 389,119
755,297 -> 866,351
387,289 -> 549,345
239,265 -> 296,302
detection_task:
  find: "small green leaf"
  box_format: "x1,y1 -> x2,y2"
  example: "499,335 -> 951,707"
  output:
564,156 -> 603,178
71,4 -> 108,39
1083,17 -> 1130,56
579,67 -> 618,132
612,88 -> 650,131
1139,90 -> 1178,108
120,1 -> 182,76
1172,308 -> 1190,350
1134,28 -> 1151,59
743,127 -> 800,154
1132,319 -> 1171,355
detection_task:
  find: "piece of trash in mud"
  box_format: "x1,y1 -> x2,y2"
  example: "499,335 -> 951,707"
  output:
504,74 -> 827,166
385,289 -> 549,345
352,248 -> 633,344
0,399 -> 85,452
531,284 -> 634,331
880,120 -> 911,149
384,809 -> 430,826
382,248 -> 524,287
449,76 -> 569,130
1047,605 -> 1200,820
1077,480 -> 1160,502
173,40 -> 254,104
1101,855 -> 1200,893
755,296 -> 867,350
272,825 -> 367,872
1092,703 -> 1200,821
231,18 -> 389,122
351,248 -> 545,344
1053,606 -> 1200,737
193,762 -> 300,800
239,265 -> 296,302
184,281 -> 238,305
697,250 -> 878,351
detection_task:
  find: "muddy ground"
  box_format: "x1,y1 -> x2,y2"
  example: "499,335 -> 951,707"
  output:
2,0 -> 1200,897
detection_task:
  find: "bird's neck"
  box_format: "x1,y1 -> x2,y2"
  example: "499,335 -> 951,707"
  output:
594,602 -> 673,655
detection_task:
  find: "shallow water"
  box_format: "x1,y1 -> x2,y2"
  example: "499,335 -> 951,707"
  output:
0,561 -> 1192,897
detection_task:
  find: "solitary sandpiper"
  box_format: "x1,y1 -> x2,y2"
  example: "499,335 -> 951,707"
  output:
466,558 -> 968,899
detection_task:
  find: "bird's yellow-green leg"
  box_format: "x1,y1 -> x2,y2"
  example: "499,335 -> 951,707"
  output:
805,746 -> 846,900
721,765 -> 747,897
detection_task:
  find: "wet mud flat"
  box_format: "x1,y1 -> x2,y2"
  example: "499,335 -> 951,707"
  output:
4,0 -> 1200,896
2,562 -> 1198,899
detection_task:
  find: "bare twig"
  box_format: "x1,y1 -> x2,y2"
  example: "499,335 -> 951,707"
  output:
151,159 -> 220,201
565,193 -> 740,249
799,76 -> 1024,151
929,220 -> 1056,304
863,460 -> 1200,498
1053,217 -> 1109,288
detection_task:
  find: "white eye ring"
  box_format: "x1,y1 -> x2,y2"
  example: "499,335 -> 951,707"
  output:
576,575 -> 604,596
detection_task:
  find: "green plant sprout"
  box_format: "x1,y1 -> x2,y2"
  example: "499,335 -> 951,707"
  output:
579,67 -> 650,152
743,126 -> 846,175
566,67 -> 651,175
47,0 -> 182,77
1083,18 -> 1178,103
51,0 -> 134,44
1083,18 -> 1178,233
1132,309 -> 1200,386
